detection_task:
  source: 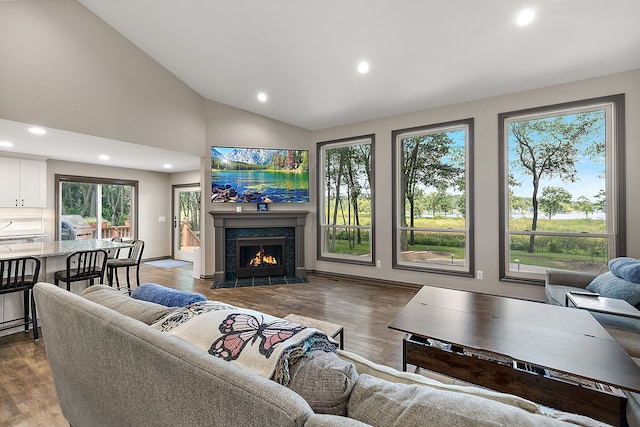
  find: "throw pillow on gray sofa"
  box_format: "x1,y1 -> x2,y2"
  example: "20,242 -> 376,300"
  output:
81,285 -> 175,324
586,271 -> 640,306
130,283 -> 207,307
608,257 -> 640,284
288,349 -> 358,416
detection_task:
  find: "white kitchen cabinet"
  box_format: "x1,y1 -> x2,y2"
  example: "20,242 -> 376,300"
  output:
0,158 -> 47,208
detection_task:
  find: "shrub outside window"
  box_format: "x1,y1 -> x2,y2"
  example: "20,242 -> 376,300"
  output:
317,135 -> 374,265
499,95 -> 625,282
392,119 -> 474,276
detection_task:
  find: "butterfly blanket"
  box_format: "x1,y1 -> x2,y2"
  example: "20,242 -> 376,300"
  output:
151,301 -> 337,385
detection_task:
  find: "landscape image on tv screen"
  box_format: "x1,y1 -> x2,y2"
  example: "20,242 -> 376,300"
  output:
211,146 -> 309,203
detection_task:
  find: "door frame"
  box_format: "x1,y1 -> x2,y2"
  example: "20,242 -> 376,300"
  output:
171,183 -> 201,261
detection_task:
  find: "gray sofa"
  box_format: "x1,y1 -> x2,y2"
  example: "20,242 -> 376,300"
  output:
35,282 -> 608,427
546,269 -> 640,427
545,269 -> 640,359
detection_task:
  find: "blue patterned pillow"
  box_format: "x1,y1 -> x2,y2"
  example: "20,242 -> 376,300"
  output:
608,257 -> 640,284
131,283 -> 206,307
586,272 -> 640,306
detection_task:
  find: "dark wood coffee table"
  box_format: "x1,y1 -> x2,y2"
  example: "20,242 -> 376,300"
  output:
388,286 -> 640,426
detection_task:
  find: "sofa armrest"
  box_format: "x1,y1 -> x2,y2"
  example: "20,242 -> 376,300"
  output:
545,269 -> 597,289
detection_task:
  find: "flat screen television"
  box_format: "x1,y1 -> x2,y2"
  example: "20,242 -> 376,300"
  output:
211,146 -> 309,203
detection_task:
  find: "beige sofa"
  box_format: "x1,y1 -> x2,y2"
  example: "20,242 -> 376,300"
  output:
35,282 -> 609,427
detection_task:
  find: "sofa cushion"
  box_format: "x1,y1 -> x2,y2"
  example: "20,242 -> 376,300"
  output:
288,350 -> 357,416
586,272 -> 640,306
338,350 -> 540,412
545,284 -> 586,306
81,285 -> 174,324
608,257 -> 640,284
347,374 -> 577,427
130,283 -> 207,307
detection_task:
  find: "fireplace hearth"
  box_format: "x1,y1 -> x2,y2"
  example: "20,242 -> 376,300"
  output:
236,237 -> 286,278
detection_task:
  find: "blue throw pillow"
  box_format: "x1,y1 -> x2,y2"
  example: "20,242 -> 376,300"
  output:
130,283 -> 206,307
608,257 -> 640,284
586,272 -> 640,306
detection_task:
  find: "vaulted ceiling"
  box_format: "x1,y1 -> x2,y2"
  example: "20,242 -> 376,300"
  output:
79,0 -> 640,130
2,1 -> 639,172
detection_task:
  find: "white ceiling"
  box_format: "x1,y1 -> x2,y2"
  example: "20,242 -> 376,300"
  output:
3,1 -> 640,172
79,0 -> 640,130
0,119 -> 201,173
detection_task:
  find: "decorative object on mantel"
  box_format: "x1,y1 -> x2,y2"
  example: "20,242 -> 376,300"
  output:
211,275 -> 308,289
257,202 -> 268,212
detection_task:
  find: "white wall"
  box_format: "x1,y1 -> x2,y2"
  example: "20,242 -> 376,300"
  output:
310,69 -> 640,301
0,0 -> 205,155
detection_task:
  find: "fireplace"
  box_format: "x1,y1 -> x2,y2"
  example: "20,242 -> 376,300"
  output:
236,237 -> 286,278
209,210 -> 309,282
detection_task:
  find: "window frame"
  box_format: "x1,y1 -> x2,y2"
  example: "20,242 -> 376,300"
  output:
316,134 -> 375,266
498,94 -> 626,284
55,174 -> 139,241
392,118 -> 475,277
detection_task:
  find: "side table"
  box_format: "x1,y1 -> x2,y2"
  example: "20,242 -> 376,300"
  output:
566,292 -> 640,319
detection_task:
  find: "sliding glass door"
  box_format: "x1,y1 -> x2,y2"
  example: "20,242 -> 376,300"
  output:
56,175 -> 138,241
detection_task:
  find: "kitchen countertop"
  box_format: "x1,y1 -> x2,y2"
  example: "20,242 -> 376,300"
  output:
0,234 -> 47,242
0,239 -> 131,260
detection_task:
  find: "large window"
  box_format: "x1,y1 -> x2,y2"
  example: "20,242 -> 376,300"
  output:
499,95 -> 625,282
393,119 -> 474,276
317,135 -> 374,265
56,175 -> 138,241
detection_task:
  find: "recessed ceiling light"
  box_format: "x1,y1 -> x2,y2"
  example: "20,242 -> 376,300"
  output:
0,141 -> 13,147
28,127 -> 47,135
257,92 -> 268,102
99,154 -> 110,160
163,164 -> 172,169
517,9 -> 535,26
357,61 -> 370,74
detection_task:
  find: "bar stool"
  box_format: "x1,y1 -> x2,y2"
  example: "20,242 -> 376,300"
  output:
0,256 -> 41,340
106,236 -> 123,259
107,239 -> 144,291
54,249 -> 107,291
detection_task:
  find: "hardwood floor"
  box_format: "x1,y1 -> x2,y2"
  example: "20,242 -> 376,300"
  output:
0,263 -> 419,426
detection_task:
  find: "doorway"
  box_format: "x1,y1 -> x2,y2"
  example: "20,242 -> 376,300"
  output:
172,185 -> 201,262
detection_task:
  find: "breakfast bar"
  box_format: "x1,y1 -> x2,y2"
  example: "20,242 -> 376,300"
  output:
0,239 -> 130,261
0,239 -> 132,334
0,239 -> 131,282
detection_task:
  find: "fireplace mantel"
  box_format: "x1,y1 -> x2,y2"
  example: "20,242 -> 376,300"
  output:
209,210 -> 309,282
